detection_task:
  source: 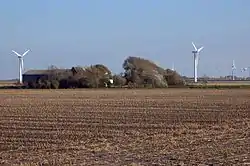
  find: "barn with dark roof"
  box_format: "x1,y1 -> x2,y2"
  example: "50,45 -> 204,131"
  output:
22,69 -> 69,83
22,70 -> 49,83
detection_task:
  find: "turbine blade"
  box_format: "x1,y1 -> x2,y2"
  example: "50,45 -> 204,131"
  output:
22,49 -> 30,57
12,50 -> 21,57
198,46 -> 204,52
192,42 -> 197,51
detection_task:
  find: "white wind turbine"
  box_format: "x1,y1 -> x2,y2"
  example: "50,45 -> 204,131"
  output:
171,62 -> 175,71
192,42 -> 204,83
231,60 -> 236,80
241,67 -> 247,73
12,49 -> 30,84
241,67 -> 250,78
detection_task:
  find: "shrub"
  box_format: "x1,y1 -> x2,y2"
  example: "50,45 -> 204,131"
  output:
67,76 -> 79,88
27,81 -> 37,89
164,69 -> 185,86
59,78 -> 69,89
113,75 -> 127,87
78,77 -> 91,88
122,56 -> 168,88
51,80 -> 59,89
98,77 -> 111,88
43,80 -> 51,89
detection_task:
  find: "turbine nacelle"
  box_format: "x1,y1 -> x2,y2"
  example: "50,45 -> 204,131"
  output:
232,60 -> 236,70
192,42 -> 204,54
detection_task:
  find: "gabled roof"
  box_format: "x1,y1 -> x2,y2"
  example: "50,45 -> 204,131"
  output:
23,69 -> 69,75
23,70 -> 49,75
71,66 -> 88,73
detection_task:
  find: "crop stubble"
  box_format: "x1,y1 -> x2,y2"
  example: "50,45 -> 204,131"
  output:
0,89 -> 249,165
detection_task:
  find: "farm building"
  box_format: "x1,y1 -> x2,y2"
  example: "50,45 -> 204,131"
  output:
71,65 -> 114,86
71,64 -> 112,76
22,70 -> 49,83
71,66 -> 89,76
22,69 -> 69,83
22,65 -> 114,86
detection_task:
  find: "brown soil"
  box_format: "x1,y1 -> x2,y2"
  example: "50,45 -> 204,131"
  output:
0,89 -> 249,165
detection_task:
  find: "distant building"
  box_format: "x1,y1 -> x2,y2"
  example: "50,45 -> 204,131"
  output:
22,66 -> 114,86
22,69 -> 69,83
71,66 -> 88,76
22,70 -> 49,83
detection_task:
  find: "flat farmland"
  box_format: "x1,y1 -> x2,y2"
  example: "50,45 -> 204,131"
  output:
0,81 -> 16,87
0,89 -> 249,165
206,80 -> 250,85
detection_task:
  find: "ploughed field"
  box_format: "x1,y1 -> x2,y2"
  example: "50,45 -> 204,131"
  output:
0,89 -> 249,165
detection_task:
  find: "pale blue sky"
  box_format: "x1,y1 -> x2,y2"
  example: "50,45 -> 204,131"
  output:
0,0 -> 250,79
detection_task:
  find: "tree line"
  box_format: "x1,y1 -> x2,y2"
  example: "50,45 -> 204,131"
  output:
26,56 -> 185,89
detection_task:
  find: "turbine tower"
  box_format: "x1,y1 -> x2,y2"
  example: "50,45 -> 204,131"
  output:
12,49 -> 30,84
231,60 -> 236,80
192,42 -> 204,83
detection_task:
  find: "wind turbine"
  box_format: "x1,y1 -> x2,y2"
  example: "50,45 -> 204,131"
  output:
231,60 -> 236,80
171,62 -> 175,71
192,42 -> 204,83
12,49 -> 30,84
241,67 -> 250,78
